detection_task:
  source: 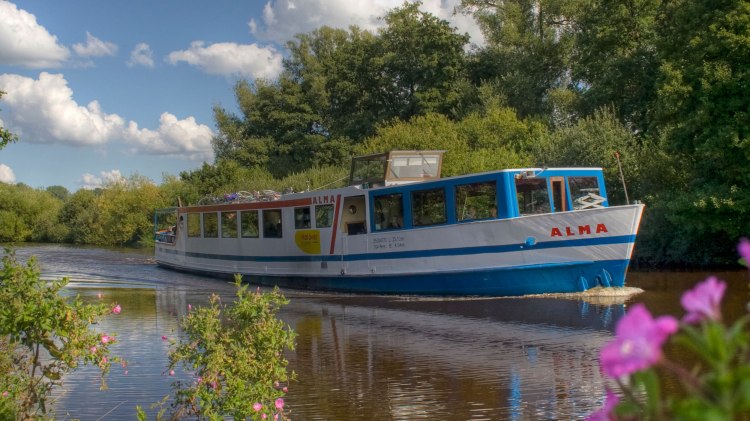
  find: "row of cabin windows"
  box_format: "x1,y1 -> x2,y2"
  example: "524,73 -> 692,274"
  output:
186,204 -> 335,239
373,176 -> 600,232
373,181 -> 499,232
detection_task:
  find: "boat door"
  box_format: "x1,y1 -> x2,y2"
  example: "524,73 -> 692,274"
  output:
339,195 -> 367,273
550,176 -> 567,212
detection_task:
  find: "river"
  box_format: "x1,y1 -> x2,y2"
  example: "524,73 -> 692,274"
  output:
3,244 -> 748,420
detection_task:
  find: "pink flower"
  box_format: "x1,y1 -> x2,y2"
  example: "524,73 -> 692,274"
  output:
169,370 -> 175,376
112,304 -> 121,315
253,402 -> 262,412
2,391 -> 8,397
282,386 -> 288,393
101,335 -> 111,344
739,238 -> 750,266
162,335 -> 167,340
262,414 -> 267,420
275,398 -> 284,410
586,389 -> 619,421
101,356 -> 108,364
681,276 -> 726,323
188,304 -> 192,311
89,346 -> 97,353
600,304 -> 678,378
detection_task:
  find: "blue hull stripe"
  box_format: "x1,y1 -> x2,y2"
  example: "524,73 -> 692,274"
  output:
160,234 -> 635,263
157,259 -> 632,296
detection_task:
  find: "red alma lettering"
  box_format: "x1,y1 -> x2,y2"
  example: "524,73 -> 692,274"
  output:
550,223 -> 608,237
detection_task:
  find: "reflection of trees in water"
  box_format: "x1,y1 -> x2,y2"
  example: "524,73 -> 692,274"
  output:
284,299 -> 613,419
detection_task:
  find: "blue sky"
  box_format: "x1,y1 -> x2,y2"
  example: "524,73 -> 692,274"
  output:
0,0 -> 481,191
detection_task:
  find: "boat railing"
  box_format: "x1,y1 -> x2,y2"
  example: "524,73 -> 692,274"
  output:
155,229 -> 176,245
197,190 -> 282,205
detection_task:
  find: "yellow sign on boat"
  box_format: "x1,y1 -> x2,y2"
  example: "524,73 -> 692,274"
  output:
295,230 -> 321,254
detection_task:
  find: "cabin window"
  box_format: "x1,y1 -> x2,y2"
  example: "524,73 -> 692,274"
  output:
294,207 -> 311,229
263,209 -> 283,238
221,211 -> 238,238
455,181 -> 497,221
569,177 -> 604,209
203,212 -> 219,238
315,204 -> 334,228
373,193 -> 404,231
187,213 -> 201,237
411,188 -> 446,227
389,155 -> 440,179
240,210 -> 259,238
515,177 -> 551,215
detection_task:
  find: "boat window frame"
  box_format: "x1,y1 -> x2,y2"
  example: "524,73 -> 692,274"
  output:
294,206 -> 312,230
455,181 -> 497,222
203,212 -> 219,238
262,209 -> 283,238
411,187 -> 447,227
515,176 -> 551,216
373,193 -> 404,232
221,211 -> 238,238
315,204 -> 334,228
240,210 -> 260,238
187,212 -> 201,237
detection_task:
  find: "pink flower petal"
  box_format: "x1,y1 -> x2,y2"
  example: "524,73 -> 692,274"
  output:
738,238 -> 750,265
253,402 -> 263,412
275,397 -> 284,410
681,276 -> 725,323
112,304 -> 121,315
586,389 -> 619,421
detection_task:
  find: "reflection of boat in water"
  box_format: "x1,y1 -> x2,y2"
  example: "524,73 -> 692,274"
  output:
282,293 -> 624,419
155,150 -> 644,296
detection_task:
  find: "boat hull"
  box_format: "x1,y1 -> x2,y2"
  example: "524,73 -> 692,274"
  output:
155,204 -> 644,296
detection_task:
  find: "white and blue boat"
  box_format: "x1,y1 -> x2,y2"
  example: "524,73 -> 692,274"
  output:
154,151 -> 644,296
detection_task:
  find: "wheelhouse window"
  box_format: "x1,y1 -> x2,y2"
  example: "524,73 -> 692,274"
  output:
455,181 -> 497,221
203,212 -> 218,238
263,209 -> 283,238
294,207 -> 311,229
569,177 -> 604,209
240,210 -> 259,238
221,211 -> 238,238
373,193 -> 404,231
411,188 -> 446,227
515,177 -> 551,215
315,204 -> 334,228
187,213 -> 201,237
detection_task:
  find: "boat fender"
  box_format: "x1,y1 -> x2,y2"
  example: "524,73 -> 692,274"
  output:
578,276 -> 589,291
599,269 -> 613,288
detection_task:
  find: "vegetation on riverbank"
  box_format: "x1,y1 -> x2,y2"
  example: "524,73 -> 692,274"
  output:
1,0 -> 747,266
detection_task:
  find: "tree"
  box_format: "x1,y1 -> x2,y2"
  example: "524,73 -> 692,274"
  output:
572,0 -> 661,132
0,90 -> 17,150
461,0 -> 581,120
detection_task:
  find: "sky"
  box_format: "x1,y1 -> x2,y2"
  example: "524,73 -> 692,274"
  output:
0,0 -> 482,192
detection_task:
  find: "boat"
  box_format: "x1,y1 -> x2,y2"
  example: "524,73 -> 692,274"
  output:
154,150 -> 644,296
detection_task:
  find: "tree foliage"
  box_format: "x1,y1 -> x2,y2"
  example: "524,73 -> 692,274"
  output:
0,90 -> 17,150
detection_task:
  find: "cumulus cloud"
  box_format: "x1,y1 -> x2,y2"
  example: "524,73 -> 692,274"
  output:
0,72 -> 124,145
0,164 -> 16,184
123,112 -> 213,161
127,43 -> 155,68
248,0 -> 484,46
72,32 -> 118,57
0,72 -> 214,160
79,169 -> 124,189
0,1 -> 70,67
167,41 -> 283,79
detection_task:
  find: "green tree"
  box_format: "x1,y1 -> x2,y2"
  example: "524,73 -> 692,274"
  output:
0,90 -> 17,150
0,183 -> 66,243
45,185 -> 71,202
645,0 -> 750,265
461,0 -> 581,120
58,188 -> 100,244
572,0 -> 661,132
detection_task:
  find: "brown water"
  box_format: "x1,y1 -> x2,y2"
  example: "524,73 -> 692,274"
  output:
5,244 -> 748,420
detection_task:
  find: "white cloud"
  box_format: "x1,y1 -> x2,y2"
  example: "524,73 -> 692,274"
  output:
0,72 -> 124,146
0,164 -> 16,184
127,43 -> 155,68
79,169 -> 124,189
167,41 -> 283,79
123,112 -> 213,161
72,32 -> 118,57
0,72 -> 214,160
0,1 -> 70,68
248,0 -> 484,46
